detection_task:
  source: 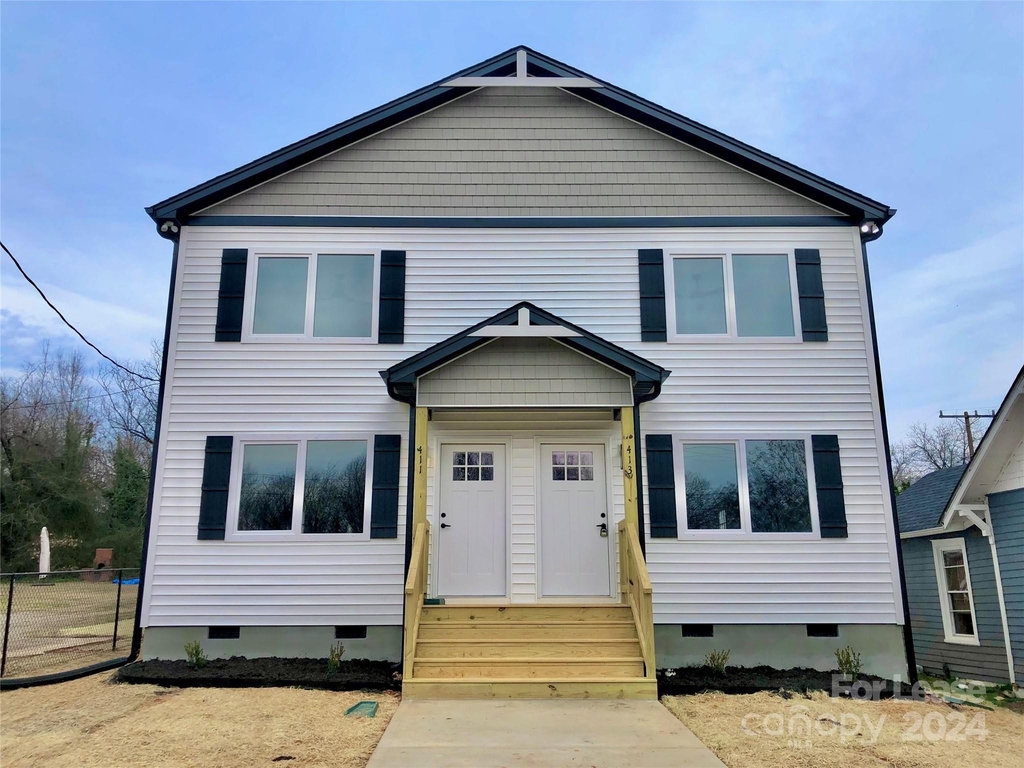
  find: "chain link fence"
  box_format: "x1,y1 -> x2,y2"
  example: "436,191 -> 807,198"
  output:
0,568 -> 139,680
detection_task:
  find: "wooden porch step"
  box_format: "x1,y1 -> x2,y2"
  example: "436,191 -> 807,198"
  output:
402,677 -> 658,700
414,657 -> 645,679
420,604 -> 632,622
416,620 -> 638,640
415,638 -> 641,658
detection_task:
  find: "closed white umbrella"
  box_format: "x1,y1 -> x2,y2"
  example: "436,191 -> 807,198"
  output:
39,526 -> 50,579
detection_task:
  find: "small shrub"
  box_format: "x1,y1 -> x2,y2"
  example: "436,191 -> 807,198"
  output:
704,649 -> 730,674
942,662 -> 952,680
835,646 -> 862,678
184,641 -> 207,670
327,642 -> 345,673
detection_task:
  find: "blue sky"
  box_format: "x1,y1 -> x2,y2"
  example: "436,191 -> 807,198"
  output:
1,2 -> 1022,439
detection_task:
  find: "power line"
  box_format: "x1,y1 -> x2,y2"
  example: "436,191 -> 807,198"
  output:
1,240 -> 160,382
2,380 -> 158,412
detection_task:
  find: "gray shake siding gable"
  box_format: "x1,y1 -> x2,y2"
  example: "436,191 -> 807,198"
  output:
202,87 -> 836,218
417,337 -> 633,408
902,529 -> 1010,683
990,488 -> 1024,681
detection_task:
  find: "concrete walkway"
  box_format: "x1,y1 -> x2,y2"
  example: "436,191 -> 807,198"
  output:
366,699 -> 726,767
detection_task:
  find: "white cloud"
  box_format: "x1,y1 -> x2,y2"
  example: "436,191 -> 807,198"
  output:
874,225 -> 1024,438
0,279 -> 162,366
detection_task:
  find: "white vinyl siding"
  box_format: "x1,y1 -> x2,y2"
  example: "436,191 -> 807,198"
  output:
143,224 -> 900,627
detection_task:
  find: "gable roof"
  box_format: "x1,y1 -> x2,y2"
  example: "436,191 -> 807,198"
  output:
380,301 -> 670,405
941,365 -> 1024,521
146,46 -> 894,233
896,464 -> 967,533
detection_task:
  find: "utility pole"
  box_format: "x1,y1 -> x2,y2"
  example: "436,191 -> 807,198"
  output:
939,410 -> 996,459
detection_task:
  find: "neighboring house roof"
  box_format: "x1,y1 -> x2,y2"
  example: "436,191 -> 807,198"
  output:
145,46 -> 894,232
380,301 -> 670,405
896,465 -> 967,533
942,365 -> 1024,521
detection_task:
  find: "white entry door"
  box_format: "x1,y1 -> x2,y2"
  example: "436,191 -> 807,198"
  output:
540,445 -> 611,597
437,445 -> 507,597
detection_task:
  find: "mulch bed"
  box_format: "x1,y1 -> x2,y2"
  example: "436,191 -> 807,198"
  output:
118,657 -> 401,691
657,665 -> 918,699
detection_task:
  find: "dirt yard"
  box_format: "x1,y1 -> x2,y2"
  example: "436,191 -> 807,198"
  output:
0,672 -> 399,767
663,690 -> 1024,768
0,580 -> 138,678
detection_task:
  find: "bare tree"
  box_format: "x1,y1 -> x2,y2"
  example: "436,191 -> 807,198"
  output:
96,340 -> 161,450
889,418 -> 989,493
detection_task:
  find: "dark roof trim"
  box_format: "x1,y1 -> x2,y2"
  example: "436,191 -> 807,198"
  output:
380,302 -> 670,405
148,46 -> 893,231
187,215 -> 851,229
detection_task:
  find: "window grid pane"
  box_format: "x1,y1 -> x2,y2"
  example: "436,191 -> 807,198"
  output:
253,258 -> 309,334
746,439 -> 811,533
732,254 -> 795,337
302,440 -> 367,534
673,257 -> 727,335
683,444 -> 741,530
239,444 -> 297,531
313,255 -> 374,338
941,547 -> 975,637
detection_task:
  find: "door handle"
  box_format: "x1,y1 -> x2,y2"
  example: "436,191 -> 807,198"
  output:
596,523 -> 608,536
440,523 -> 452,529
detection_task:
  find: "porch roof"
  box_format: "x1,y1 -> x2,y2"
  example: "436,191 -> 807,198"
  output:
380,302 -> 670,405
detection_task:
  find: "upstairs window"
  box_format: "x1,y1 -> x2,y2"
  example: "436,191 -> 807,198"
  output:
249,253 -> 376,339
668,252 -> 799,339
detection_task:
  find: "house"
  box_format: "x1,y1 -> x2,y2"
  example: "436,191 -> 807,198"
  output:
897,367 -> 1023,686
138,46 -> 911,698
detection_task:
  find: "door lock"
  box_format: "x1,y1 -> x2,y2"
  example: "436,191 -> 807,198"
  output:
596,522 -> 608,537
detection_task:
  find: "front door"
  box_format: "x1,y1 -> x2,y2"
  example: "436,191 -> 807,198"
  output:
437,445 -> 507,597
539,445 -> 611,597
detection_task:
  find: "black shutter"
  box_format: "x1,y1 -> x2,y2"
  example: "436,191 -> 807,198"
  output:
198,436 -> 233,540
795,248 -> 828,342
812,435 -> 848,538
638,249 -> 667,342
215,249 -> 248,342
370,435 -> 401,538
378,250 -> 406,344
645,434 -> 677,538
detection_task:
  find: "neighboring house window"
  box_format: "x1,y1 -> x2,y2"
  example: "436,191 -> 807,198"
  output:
667,252 -> 799,339
931,538 -> 980,645
231,437 -> 372,539
249,253 -> 377,339
677,437 -> 815,535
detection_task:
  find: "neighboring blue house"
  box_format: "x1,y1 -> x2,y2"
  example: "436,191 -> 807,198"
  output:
898,367 -> 1023,686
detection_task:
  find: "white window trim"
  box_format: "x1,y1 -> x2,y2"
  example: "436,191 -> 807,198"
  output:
225,434 -> 375,542
931,537 -> 981,646
242,250 -> 381,342
663,248 -> 802,342
672,434 -> 820,539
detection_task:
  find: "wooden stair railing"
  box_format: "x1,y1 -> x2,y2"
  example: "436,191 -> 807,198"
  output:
618,520 -> 656,679
403,520 -> 429,680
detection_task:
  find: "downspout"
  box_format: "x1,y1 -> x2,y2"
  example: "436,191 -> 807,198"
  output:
982,504 -> 1017,687
131,228 -> 181,661
861,232 -> 919,684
